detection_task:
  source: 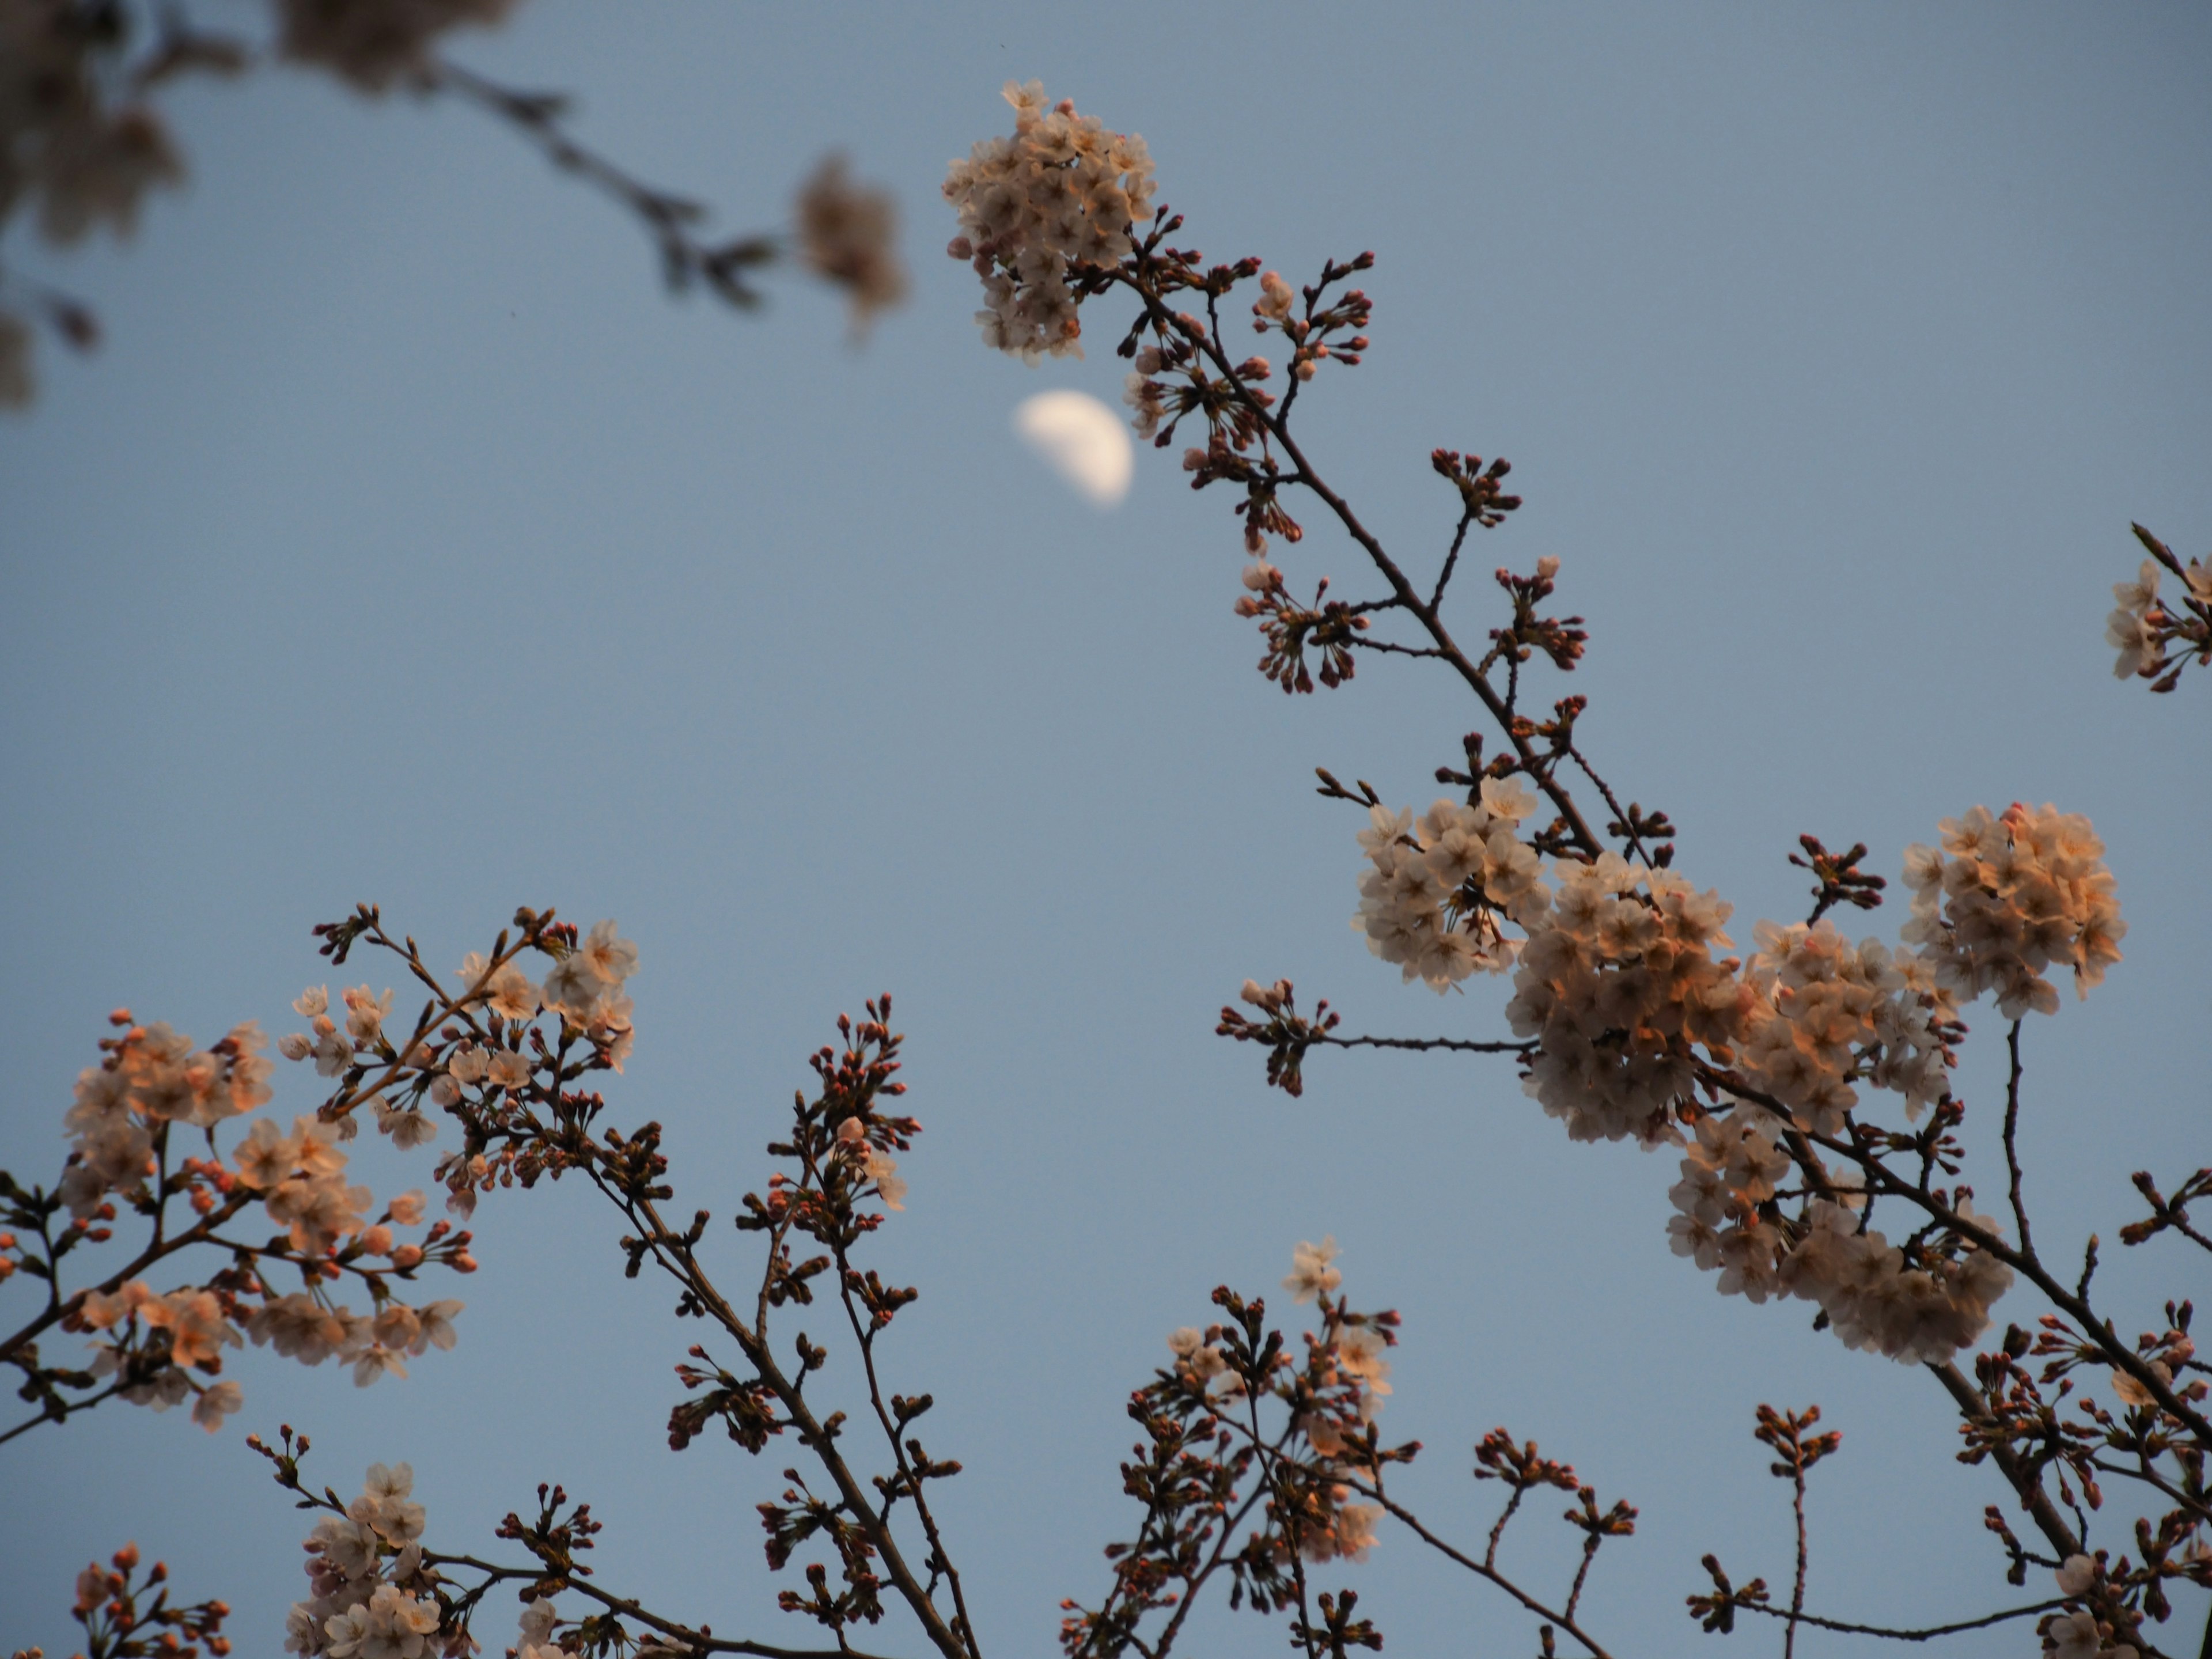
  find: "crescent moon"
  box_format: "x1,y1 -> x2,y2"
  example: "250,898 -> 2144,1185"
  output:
1013,389 -> 1134,507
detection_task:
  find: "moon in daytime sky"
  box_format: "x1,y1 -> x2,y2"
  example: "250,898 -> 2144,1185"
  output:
1012,389 -> 1133,507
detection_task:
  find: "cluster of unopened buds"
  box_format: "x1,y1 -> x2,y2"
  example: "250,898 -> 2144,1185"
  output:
1250,264 -> 1370,382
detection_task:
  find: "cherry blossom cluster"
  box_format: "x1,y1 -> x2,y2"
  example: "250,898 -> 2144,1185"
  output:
267,914 -> 639,1218
60,1016 -> 275,1217
1351,779 -> 1550,991
1739,919 -> 1957,1134
1502,853 -> 1750,1147
284,1462 -> 450,1659
3,1006 -> 474,1435
942,79 -> 1156,361
1666,1114 -> 2013,1366
0,0 -> 185,262
1900,802 -> 2126,1020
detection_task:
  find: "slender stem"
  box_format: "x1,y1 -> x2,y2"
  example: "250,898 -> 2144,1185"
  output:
1483,1486 -> 1527,1571
1786,1456 -> 1809,1659
0,1378 -> 127,1445
834,1239 -> 979,1658
2002,1020 -> 2034,1259
1430,507 -> 1479,613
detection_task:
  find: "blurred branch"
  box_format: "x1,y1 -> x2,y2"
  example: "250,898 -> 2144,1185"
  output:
427,58 -> 781,307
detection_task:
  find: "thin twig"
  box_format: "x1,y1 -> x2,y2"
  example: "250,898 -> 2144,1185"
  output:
1732,1594 -> 2067,1642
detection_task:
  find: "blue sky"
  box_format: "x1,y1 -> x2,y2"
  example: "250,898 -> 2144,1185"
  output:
3,6 -> 2208,1656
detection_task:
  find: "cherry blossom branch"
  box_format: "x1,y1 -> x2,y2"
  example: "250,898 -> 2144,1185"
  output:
0,1187 -> 255,1380
582,1160 -> 974,1659
831,1236 -> 979,1655
1929,1357 -> 2082,1559
1318,1033 -> 1534,1056
1702,1061 -> 2212,1448
0,1376 -> 129,1445
1111,267 -> 1611,862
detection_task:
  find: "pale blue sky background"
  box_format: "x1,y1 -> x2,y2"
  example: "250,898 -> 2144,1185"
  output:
3,6 -> 2208,1656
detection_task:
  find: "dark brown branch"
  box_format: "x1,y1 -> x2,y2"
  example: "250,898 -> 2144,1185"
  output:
2002,1020 -> 2034,1259
1320,1033 -> 1534,1056
1346,1482 -> 1616,1659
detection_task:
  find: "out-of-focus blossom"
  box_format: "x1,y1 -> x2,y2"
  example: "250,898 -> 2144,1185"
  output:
796,153 -> 906,336
275,0 -> 522,94
1283,1236 -> 1342,1304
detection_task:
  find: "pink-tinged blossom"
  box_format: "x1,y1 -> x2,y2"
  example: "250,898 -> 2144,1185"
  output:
248,1293 -> 351,1365
1740,919 -> 1955,1130
373,1097 -> 438,1149
795,153 -> 908,335
542,921 -> 638,1025
342,986 -> 394,1042
486,1047 -> 532,1091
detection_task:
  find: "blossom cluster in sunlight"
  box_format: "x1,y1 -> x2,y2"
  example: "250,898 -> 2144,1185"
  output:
1900,802 -> 2125,1019
1504,854 -> 1749,1147
1741,919 -> 1956,1133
